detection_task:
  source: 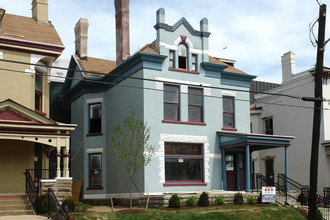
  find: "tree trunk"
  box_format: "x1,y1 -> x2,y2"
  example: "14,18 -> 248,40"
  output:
130,175 -> 132,211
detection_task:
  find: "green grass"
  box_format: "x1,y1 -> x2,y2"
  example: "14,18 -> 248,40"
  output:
70,205 -> 306,220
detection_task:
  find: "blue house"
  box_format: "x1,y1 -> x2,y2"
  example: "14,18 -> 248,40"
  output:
63,6 -> 294,200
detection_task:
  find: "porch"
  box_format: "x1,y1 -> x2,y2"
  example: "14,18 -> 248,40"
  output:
217,131 -> 294,192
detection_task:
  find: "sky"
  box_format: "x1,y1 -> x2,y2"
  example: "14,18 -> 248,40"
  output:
2,0 -> 330,83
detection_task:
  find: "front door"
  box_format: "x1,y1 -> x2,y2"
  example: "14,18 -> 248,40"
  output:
266,158 -> 274,186
226,153 -> 246,191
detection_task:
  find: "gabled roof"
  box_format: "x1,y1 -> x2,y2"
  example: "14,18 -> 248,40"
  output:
74,55 -> 116,78
209,56 -> 247,75
0,13 -> 63,46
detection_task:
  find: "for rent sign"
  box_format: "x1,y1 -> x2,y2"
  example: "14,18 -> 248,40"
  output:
262,187 -> 276,203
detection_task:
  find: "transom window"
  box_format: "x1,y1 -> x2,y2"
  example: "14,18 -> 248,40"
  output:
164,85 -> 180,121
223,96 -> 235,128
165,143 -> 203,182
188,88 -> 203,122
178,44 -> 187,69
89,153 -> 102,187
89,103 -> 102,134
264,117 -> 273,135
35,72 -> 42,112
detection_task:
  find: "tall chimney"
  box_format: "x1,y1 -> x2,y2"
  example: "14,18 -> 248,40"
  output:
114,0 -> 130,65
281,51 -> 296,83
32,0 -> 49,24
74,18 -> 89,59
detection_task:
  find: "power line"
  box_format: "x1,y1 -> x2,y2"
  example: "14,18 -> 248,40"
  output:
0,58 -> 304,100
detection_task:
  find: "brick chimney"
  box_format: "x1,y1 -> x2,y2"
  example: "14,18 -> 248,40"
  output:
281,51 -> 296,83
114,0 -> 130,65
74,18 -> 89,59
32,0 -> 49,24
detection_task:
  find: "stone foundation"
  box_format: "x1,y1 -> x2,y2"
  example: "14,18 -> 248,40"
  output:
40,177 -> 73,203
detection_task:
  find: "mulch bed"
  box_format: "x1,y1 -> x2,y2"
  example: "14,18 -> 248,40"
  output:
295,207 -> 308,218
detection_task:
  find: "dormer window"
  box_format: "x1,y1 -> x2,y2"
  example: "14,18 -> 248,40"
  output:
178,44 -> 187,69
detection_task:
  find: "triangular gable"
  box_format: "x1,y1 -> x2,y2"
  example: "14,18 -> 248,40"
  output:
0,99 -> 57,125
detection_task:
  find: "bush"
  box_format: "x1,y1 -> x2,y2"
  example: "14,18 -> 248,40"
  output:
214,196 -> 225,205
168,194 -> 181,208
297,193 -> 308,206
198,192 -> 209,207
37,194 -> 49,214
257,192 -> 262,204
233,193 -> 244,204
316,208 -> 323,220
74,201 -> 91,211
246,196 -> 256,204
185,196 -> 197,207
61,196 -> 75,212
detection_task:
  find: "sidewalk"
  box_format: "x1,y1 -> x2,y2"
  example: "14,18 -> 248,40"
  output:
0,215 -> 47,220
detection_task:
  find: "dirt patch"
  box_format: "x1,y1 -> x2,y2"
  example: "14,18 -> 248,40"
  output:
295,207 -> 308,218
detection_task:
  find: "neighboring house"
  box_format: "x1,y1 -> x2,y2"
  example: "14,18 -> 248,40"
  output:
251,51 -> 330,193
63,2 -> 294,200
0,0 -> 75,197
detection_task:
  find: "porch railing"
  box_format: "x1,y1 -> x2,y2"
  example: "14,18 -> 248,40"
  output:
25,169 -> 39,214
277,173 -> 308,201
26,169 -> 56,181
47,188 -> 68,220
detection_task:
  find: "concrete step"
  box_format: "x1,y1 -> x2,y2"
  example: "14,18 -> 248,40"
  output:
0,210 -> 34,216
0,204 -> 32,211
0,195 -> 34,216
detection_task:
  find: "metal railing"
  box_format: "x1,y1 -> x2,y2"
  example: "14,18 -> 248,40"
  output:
26,169 -> 56,181
277,174 -> 308,201
47,188 -> 68,220
25,169 -> 39,214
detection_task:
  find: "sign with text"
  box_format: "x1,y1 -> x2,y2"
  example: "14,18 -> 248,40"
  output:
262,186 -> 276,203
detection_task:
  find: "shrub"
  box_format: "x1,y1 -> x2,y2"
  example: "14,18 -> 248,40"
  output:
168,194 -> 181,208
214,196 -> 225,205
61,196 -> 75,212
257,192 -> 262,204
246,196 -> 256,204
297,193 -> 308,206
233,193 -> 244,204
316,208 -> 323,220
74,201 -> 91,211
185,196 -> 197,207
37,194 -> 49,214
198,192 -> 209,207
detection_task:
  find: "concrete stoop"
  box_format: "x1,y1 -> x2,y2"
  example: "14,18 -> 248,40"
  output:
0,195 -> 34,216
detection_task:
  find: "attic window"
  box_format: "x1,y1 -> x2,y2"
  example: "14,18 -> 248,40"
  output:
178,44 -> 187,69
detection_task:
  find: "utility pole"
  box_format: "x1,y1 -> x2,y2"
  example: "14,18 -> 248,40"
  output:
308,4 -> 326,220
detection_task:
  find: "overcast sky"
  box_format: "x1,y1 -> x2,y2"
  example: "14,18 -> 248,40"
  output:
2,0 -> 330,83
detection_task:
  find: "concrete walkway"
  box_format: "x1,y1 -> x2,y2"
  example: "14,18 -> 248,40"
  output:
0,215 -> 47,220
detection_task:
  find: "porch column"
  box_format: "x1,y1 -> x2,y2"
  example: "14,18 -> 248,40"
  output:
245,144 -> 251,192
221,149 -> 227,191
285,146 -> 289,191
56,146 -> 61,178
63,147 -> 70,178
236,153 -> 240,191
250,152 -> 253,189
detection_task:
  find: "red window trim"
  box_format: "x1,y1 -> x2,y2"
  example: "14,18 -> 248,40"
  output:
162,120 -> 206,126
188,87 -> 203,123
168,67 -> 199,75
86,186 -> 104,190
164,182 -> 207,186
34,109 -> 46,116
86,133 -> 103,137
223,96 -> 235,128
164,85 -> 180,121
222,127 -> 238,131
35,72 -> 43,112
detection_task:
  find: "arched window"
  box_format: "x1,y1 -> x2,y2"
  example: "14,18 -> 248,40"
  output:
178,44 -> 187,69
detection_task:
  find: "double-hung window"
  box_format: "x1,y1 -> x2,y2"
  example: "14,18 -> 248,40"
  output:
89,103 -> 102,134
164,85 -> 180,121
35,72 -> 42,112
89,153 -> 102,187
191,54 -> 197,71
165,143 -> 203,183
264,117 -> 273,135
169,50 -> 175,68
223,96 -> 235,128
188,88 -> 203,122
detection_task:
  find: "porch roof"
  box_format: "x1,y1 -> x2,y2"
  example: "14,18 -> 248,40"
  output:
217,131 -> 294,151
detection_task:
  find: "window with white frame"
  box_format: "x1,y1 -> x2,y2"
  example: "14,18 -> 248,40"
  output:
188,87 -> 203,122
191,54 -> 197,71
264,117 -> 273,135
89,153 -> 102,187
178,44 -> 187,69
89,103 -> 102,134
165,143 -> 203,182
223,96 -> 235,128
169,50 -> 175,68
164,84 -> 180,121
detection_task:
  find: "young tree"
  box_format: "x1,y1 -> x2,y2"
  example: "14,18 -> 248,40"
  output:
107,110 -> 155,210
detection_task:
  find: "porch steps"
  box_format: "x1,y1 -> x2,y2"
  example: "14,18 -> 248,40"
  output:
0,195 -> 34,216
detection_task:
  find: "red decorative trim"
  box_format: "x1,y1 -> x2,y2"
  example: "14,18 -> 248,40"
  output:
0,131 -> 71,136
180,35 -> 187,42
0,109 -> 31,121
164,182 -> 207,186
0,120 -> 76,128
87,133 -> 103,137
162,120 -> 206,126
0,194 -> 27,198
168,67 -> 199,75
86,186 -> 104,190
34,109 -> 47,116
222,127 -> 237,131
63,153 -> 70,157
56,153 -> 61,157
0,37 -> 64,53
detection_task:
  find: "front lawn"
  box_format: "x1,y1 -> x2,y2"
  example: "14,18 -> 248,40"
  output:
70,205 -> 306,220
